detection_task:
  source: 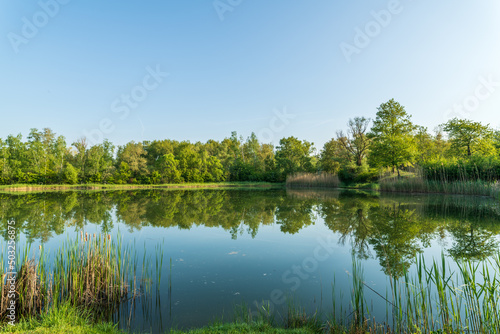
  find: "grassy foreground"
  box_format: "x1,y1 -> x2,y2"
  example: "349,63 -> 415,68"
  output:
0,182 -> 282,193
0,303 -> 121,334
0,307 -> 316,334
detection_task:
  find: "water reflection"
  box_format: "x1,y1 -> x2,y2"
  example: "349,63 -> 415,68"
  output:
1,189 -> 499,277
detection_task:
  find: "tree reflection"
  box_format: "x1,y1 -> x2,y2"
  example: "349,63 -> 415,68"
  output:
448,221 -> 498,260
1,190 -> 500,277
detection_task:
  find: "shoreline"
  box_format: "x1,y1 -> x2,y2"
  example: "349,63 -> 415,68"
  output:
0,182 -> 284,193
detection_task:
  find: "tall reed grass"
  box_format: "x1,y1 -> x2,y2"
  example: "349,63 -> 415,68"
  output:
238,253 -> 500,333
379,168 -> 500,198
286,172 -> 340,189
330,253 -> 500,333
0,233 -> 158,322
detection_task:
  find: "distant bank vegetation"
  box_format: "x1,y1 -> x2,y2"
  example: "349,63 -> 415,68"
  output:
1,99 -> 500,190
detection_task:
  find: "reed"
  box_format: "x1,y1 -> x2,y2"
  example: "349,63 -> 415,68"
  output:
284,300 -> 322,331
328,253 -> 500,333
379,168 -> 500,198
0,232 -> 156,322
286,172 -> 340,189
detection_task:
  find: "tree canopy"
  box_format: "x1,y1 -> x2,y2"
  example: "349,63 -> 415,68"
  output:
368,99 -> 416,175
0,99 -> 499,185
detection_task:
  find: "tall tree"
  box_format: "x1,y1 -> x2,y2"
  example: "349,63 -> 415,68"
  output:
275,137 -> 314,180
336,117 -> 371,166
368,99 -> 416,176
319,138 -> 348,174
116,142 -> 148,182
71,137 -> 89,182
442,118 -> 495,157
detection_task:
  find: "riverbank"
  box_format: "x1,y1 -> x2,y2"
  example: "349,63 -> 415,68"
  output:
0,317 -> 318,334
0,182 -> 282,193
287,172 -> 500,198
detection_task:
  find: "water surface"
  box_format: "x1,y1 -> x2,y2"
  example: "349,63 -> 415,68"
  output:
2,188 -> 499,332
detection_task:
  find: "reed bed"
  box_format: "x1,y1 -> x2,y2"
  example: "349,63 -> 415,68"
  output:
329,254 -> 500,333
286,172 -> 340,188
379,169 -> 500,198
0,232 -> 157,322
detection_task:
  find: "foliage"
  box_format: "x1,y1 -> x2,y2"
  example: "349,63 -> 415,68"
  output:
442,118 -> 496,157
367,99 -> 416,175
63,162 -> 79,184
336,117 -> 371,166
275,137 -> 315,181
2,100 -> 500,186
319,139 -> 345,174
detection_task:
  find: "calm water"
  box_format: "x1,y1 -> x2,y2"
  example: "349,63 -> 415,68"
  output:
2,188 -> 500,332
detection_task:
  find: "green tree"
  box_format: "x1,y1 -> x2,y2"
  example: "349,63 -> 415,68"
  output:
319,138 -> 346,174
116,142 -> 148,182
414,126 -> 435,164
175,142 -> 204,182
155,153 -> 182,183
85,140 -> 115,183
275,137 -> 314,181
71,137 -> 89,182
336,117 -> 371,166
63,162 -> 79,184
368,99 -> 416,176
442,118 -> 495,157
0,139 -> 12,184
113,161 -> 132,184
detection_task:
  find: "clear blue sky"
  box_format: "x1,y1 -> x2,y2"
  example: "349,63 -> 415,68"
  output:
1,0 -> 499,150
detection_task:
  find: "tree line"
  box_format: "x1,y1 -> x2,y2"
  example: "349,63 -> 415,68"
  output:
1,98 -> 499,185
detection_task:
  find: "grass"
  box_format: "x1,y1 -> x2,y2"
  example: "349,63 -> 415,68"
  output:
0,303 -> 123,334
0,233 -> 155,322
0,319 -> 317,334
0,182 -> 283,193
379,170 -> 500,198
286,173 -> 340,188
286,168 -> 500,198
326,253 -> 500,333
171,323 -> 318,334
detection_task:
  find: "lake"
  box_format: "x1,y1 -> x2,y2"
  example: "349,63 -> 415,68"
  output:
2,188 -> 500,332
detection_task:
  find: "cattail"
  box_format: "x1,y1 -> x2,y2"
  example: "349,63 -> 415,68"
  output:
39,245 -> 42,250
108,234 -> 111,241
93,233 -> 96,239
84,237 -> 87,242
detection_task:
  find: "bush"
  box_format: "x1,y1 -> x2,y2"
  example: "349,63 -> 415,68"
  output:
338,163 -> 377,184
